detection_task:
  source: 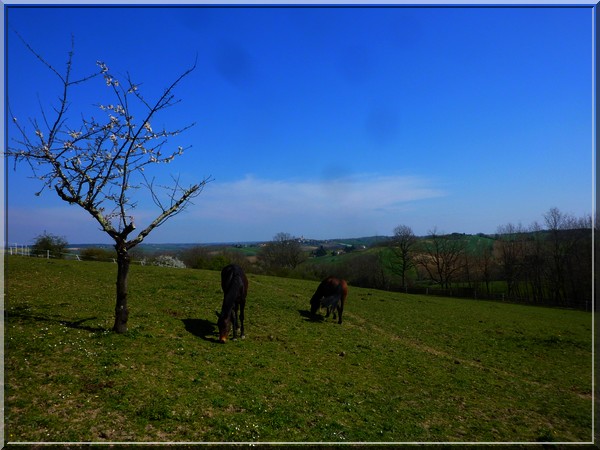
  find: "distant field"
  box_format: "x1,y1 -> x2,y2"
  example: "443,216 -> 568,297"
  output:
4,256 -> 594,444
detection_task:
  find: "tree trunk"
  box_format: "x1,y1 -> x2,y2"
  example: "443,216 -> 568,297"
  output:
113,246 -> 130,333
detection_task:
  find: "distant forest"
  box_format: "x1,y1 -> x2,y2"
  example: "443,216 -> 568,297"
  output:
31,207 -> 595,311
175,208 -> 595,311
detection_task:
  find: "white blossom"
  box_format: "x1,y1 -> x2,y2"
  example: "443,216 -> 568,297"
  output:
96,61 -> 109,73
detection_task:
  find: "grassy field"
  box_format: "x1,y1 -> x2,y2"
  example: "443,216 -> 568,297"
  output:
4,256 -> 595,444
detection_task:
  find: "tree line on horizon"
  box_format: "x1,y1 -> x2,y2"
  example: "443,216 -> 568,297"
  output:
25,206 -> 594,311
177,207 -> 594,310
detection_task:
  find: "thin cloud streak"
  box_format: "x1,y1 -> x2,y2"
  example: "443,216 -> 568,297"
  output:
6,174 -> 447,244
197,174 -> 445,216
186,173 -> 447,240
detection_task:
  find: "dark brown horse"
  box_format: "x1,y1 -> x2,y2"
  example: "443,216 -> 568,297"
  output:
216,264 -> 248,343
310,276 -> 348,324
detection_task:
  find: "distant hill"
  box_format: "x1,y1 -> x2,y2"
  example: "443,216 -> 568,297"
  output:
67,237 -> 393,254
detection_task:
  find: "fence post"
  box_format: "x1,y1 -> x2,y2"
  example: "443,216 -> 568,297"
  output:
47,250 -> 50,259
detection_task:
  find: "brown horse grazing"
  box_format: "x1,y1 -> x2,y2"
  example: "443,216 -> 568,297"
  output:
216,264 -> 248,343
310,276 -> 348,324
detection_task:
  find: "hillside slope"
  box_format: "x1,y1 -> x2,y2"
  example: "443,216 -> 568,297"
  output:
4,256 -> 593,443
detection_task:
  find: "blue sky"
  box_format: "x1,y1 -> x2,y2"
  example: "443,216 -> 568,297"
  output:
4,4 -> 595,244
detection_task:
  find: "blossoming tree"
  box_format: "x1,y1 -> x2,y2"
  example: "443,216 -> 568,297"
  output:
7,36 -> 211,333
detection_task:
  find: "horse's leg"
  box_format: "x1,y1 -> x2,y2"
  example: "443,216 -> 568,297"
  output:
232,306 -> 239,340
239,301 -> 245,338
337,303 -> 343,324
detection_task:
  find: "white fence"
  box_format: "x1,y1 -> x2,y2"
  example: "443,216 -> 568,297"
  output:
6,244 -> 84,261
5,244 -> 186,268
6,244 -> 33,257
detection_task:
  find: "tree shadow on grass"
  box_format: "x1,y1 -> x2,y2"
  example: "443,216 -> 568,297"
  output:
61,317 -> 107,332
182,318 -> 220,343
5,306 -> 107,332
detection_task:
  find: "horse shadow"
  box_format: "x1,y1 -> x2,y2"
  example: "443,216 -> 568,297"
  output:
182,318 -> 220,343
298,309 -> 324,323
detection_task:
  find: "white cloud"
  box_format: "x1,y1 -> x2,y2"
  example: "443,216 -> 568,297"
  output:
181,173 -> 447,241
6,173 -> 447,244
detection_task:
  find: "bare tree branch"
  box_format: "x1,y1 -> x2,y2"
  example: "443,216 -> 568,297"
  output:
7,35 -> 209,247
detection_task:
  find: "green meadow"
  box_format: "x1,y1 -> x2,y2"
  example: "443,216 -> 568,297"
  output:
4,256 -> 594,443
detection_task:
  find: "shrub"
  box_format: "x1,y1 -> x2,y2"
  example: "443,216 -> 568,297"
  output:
31,232 -> 69,259
79,247 -> 115,262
